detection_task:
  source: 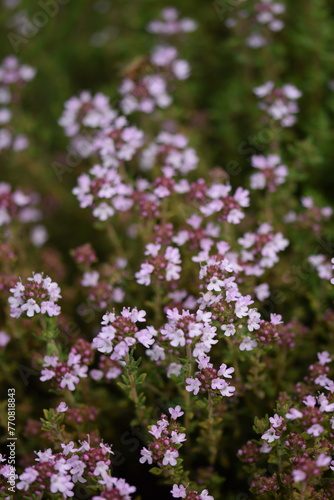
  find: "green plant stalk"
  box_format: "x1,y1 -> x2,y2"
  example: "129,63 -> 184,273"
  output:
184,344 -> 193,437
124,352 -> 147,426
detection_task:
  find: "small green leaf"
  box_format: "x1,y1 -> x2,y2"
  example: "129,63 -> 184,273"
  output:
149,467 -> 162,476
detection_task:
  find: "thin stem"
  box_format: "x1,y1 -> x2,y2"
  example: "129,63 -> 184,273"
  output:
264,188 -> 273,222
40,317 -> 59,356
207,392 -> 216,464
124,353 -> 147,426
225,337 -> 242,382
105,220 -> 124,256
184,344 -> 193,435
153,282 -> 163,325
300,482 -> 307,500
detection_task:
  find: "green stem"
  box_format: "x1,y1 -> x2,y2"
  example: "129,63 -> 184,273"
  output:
207,392 -> 216,464
184,344 -> 193,435
225,337 -> 242,382
300,482 -> 307,500
153,282 -> 163,325
124,353 -> 147,426
105,220 -> 124,256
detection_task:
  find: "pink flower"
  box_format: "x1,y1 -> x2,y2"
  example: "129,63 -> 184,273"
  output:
270,313 -> 283,325
169,405 -> 184,419
185,377 -> 201,395
56,402 -> 68,413
147,8 -> 197,35
307,424 -> 324,437
0,330 -> 10,347
21,298 -> 41,317
254,82 -> 302,127
171,484 -> 187,498
317,351 -> 331,365
221,324 -> 236,336
50,473 -> 74,496
292,469 -> 306,482
9,273 -> 61,319
261,427 -> 279,443
171,431 -> 186,444
134,327 -> 156,348
162,449 -> 179,466
17,467 -> 39,491
316,453 -> 331,467
220,384 -> 236,397
303,395 -> 316,407
139,447 -> 153,465
285,408 -> 303,420
239,337 -> 257,351
269,414 -> 283,428
217,363 -> 234,378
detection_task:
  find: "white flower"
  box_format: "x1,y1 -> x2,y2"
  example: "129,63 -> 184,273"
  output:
81,271 -> 99,287
292,469 -> 306,482
21,298 -> 40,317
285,408 -> 303,420
239,336 -> 257,351
162,449 -> 178,466
139,447 -> 153,464
56,402 -> 68,413
185,377 -> 201,395
261,427 -> 279,443
221,324 -> 236,336
50,473 -> 74,496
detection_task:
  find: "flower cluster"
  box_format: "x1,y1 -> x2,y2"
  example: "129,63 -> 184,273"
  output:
0,55 -> 35,86
253,313 -> 285,345
147,7 -> 197,35
238,223 -> 289,276
140,131 -> 199,176
135,243 -> 182,286
151,45 -> 191,80
171,484 -> 214,499
76,254 -> 128,310
0,55 -> 35,152
4,4 -> 334,500
15,439 -> 132,499
73,165 -> 133,221
285,196 -> 332,236
92,116 -> 144,168
199,184 -> 250,224
308,254 -> 333,283
195,256 -> 261,350
140,406 -> 186,467
119,45 -> 191,114
59,91 -> 145,169
250,154 -> 288,191
253,81 -> 302,126
58,91 -> 116,138
83,272 -> 125,310
71,243 -> 97,268
91,477 -> 136,500
0,182 -> 42,228
171,214 -> 221,254
40,351 -> 89,392
225,0 -> 285,49
240,352 -> 334,497
90,355 -> 123,382
186,354 -> 235,397
9,273 -> 61,318
92,307 -> 155,360
119,73 -> 172,115
147,308 -> 217,362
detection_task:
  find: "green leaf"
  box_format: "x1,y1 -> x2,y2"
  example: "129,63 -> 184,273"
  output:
149,467 -> 162,476
136,373 -> 147,384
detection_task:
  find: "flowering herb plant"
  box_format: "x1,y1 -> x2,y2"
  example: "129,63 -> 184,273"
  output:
0,2 -> 334,499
